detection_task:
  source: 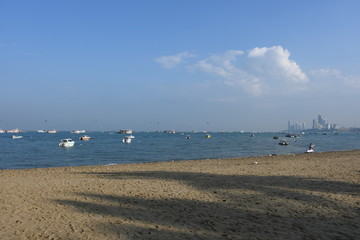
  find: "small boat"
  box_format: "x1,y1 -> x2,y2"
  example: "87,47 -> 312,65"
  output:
273,136 -> 279,139
278,141 -> 288,146
6,128 -> 21,133
286,134 -> 300,138
72,130 -> 86,134
59,139 -> 75,147
118,129 -> 133,134
205,134 -> 211,138
185,135 -> 191,139
79,135 -> 91,141
37,130 -> 47,133
48,129 -> 57,134
12,135 -> 23,139
122,136 -> 132,143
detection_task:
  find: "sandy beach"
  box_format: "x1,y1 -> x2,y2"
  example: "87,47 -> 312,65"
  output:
1,150 -> 359,239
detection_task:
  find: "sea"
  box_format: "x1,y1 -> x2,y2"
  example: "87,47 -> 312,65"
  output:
1,131 -> 360,170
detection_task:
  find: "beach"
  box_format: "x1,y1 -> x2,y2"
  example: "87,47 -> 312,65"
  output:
1,151 -> 359,240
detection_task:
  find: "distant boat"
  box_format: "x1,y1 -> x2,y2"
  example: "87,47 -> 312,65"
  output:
12,135 -> 23,139
6,128 -> 21,133
205,134 -> 212,138
72,130 -> 86,134
286,134 -> 300,138
59,139 -> 75,147
118,129 -> 133,134
278,141 -> 288,145
122,136 -> 132,143
79,135 -> 91,141
48,129 -> 57,134
37,130 -> 47,133
164,130 -> 176,134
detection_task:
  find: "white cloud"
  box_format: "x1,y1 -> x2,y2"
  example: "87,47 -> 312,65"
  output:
309,68 -> 360,89
247,46 -> 308,84
189,46 -> 308,96
155,51 -> 195,69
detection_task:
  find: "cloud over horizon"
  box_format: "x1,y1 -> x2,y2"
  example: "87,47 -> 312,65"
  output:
309,68 -> 360,90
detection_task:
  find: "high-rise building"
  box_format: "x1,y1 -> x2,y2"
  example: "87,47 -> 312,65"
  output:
288,120 -> 306,131
318,114 -> 328,128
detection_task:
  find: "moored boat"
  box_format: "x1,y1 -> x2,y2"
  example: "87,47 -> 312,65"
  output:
59,139 -> 75,147
6,128 -> 21,133
118,129 -> 133,134
79,135 -> 91,141
12,135 -> 23,139
72,130 -> 86,134
122,136 -> 132,143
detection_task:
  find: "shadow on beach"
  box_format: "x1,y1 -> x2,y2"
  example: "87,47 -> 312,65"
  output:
55,169 -> 360,239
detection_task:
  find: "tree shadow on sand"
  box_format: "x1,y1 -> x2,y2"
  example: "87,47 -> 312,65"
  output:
55,170 -> 360,240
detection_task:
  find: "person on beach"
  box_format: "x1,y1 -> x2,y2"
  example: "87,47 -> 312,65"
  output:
309,143 -> 315,150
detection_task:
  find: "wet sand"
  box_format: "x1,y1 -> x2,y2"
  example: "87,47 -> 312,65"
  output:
1,150 -> 359,239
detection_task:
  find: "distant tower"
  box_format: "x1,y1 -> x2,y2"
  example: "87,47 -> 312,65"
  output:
313,119 -> 321,129
318,114 -> 328,128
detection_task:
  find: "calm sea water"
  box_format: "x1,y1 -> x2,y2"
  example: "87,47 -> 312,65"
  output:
1,131 -> 359,169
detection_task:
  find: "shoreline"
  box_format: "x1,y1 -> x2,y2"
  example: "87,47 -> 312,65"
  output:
2,149 -> 360,171
1,150 -> 359,239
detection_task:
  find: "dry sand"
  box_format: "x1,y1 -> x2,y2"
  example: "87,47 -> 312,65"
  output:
1,150 -> 359,240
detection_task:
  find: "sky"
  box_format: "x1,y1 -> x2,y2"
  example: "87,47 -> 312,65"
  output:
1,0 -> 360,131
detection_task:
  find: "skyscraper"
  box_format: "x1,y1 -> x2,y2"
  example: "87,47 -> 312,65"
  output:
318,114 -> 328,128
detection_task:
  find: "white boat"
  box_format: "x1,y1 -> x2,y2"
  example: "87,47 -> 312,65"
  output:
72,130 -> 86,134
6,128 -> 21,133
48,129 -> 57,134
122,136 -> 132,143
12,135 -> 23,139
59,139 -> 75,147
79,135 -> 91,141
37,130 -> 47,133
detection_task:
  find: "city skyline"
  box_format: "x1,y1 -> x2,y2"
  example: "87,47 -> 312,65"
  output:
288,114 -> 341,132
1,1 -> 360,131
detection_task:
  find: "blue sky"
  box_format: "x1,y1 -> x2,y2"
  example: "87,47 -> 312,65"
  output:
1,0 -> 360,131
